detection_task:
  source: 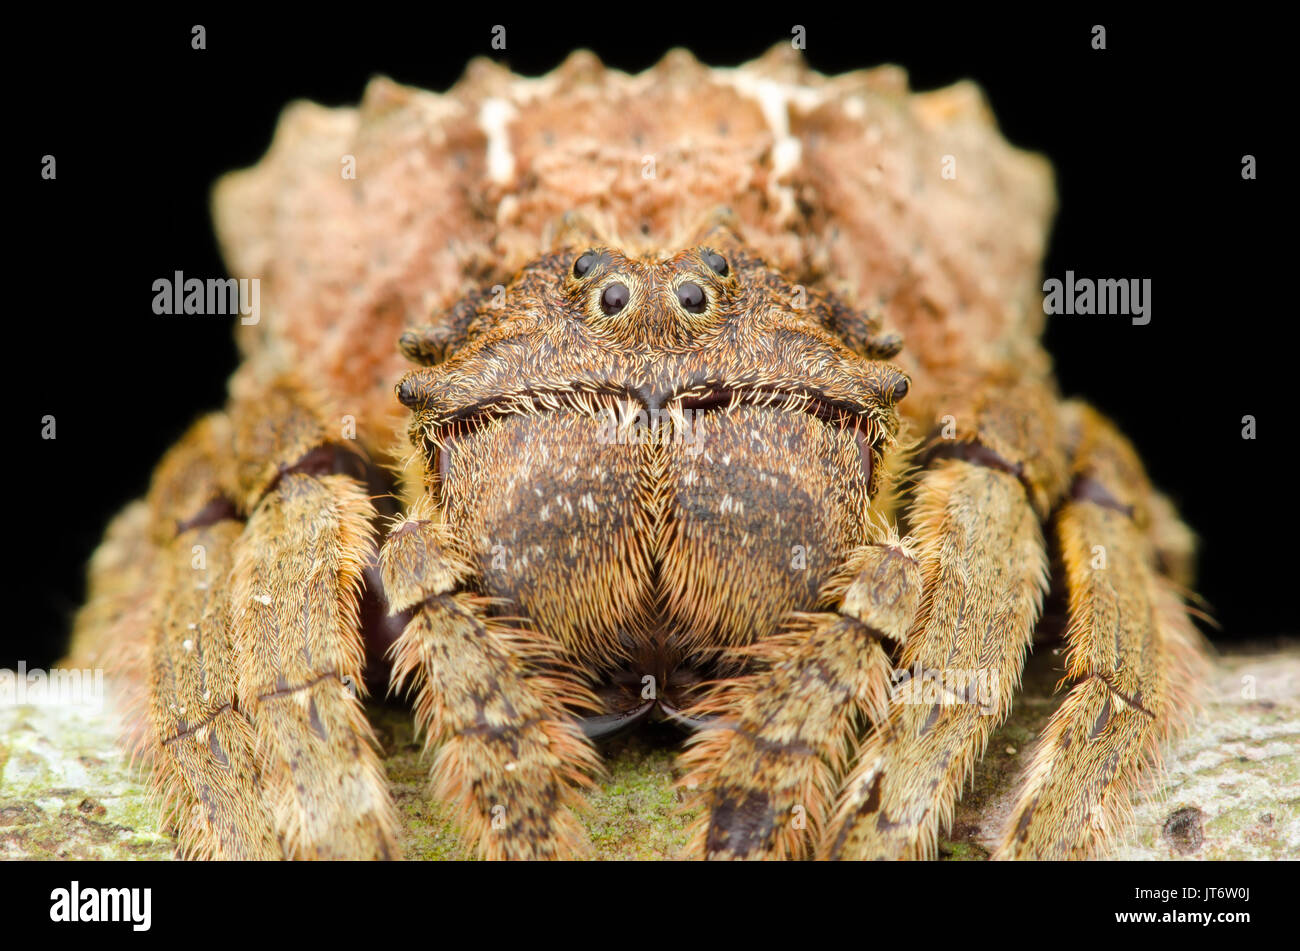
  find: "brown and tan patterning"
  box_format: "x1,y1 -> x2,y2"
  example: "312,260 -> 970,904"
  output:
69,45 -> 1207,860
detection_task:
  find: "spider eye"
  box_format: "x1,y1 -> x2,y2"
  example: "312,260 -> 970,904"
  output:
703,251 -> 728,276
601,282 -> 629,315
677,281 -> 707,314
573,253 -> 597,278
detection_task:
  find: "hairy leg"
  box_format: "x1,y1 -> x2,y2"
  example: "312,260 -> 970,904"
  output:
74,415 -> 281,858
147,415 -> 280,858
996,403 -> 1207,858
822,377 -> 1060,859
381,504 -> 603,859
72,375 -> 398,859
223,377 -> 397,858
681,534 -> 921,859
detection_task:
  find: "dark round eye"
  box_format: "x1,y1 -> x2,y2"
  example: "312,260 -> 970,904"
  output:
601,282 -> 629,315
573,253 -> 597,278
703,251 -> 728,276
890,378 -> 909,403
677,281 -> 707,314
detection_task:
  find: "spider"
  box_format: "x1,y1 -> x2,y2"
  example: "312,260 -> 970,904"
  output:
69,45 -> 1206,860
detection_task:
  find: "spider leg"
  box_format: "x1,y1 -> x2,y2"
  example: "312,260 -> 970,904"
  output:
73,415 -> 280,858
995,403 -> 1207,859
79,375 -> 401,858
222,377 -> 398,859
148,416 -> 282,858
821,379 -> 1059,859
381,510 -> 603,859
680,539 -> 921,859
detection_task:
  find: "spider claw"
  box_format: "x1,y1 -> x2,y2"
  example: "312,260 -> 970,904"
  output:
577,701 -> 656,740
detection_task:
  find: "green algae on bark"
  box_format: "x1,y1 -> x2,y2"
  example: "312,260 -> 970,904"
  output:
3,643 -> 1296,860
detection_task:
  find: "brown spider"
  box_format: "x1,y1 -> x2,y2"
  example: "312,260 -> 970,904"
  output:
69,46 -> 1206,860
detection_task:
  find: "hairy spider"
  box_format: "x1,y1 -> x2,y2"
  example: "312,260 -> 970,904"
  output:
70,46 -> 1206,860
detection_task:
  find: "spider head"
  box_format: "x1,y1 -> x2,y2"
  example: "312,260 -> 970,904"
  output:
396,219 -> 909,502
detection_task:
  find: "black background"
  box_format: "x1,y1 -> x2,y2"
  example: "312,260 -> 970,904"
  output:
10,11 -> 1289,669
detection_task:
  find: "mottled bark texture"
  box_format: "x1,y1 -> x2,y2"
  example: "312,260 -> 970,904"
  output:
4,644 -> 1294,860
